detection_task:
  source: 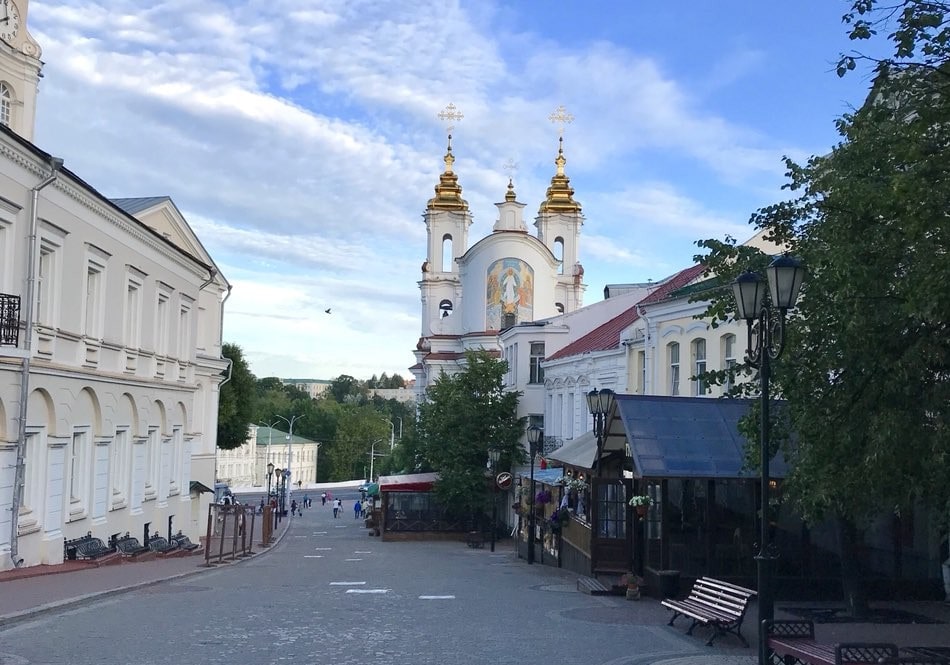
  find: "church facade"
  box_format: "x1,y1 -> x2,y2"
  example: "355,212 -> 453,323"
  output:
410,134 -> 587,404
0,1 -> 229,570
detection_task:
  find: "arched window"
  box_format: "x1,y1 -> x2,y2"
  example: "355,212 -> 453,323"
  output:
554,237 -> 564,274
439,299 -> 453,318
441,235 -> 453,272
668,342 -> 680,396
0,82 -> 11,128
691,338 -> 707,395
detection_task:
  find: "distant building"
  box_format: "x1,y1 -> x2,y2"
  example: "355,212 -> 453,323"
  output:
216,425 -> 320,489
367,388 -> 415,403
280,379 -> 332,399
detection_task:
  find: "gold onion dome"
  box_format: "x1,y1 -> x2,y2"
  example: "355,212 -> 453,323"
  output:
539,137 -> 581,214
426,134 -> 469,212
505,177 -> 517,202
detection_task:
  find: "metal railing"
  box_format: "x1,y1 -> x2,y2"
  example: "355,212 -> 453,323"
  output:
204,504 -> 256,566
0,293 -> 20,346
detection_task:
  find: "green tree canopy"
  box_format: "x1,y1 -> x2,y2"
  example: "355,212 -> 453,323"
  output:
417,349 -> 525,519
217,343 -> 257,450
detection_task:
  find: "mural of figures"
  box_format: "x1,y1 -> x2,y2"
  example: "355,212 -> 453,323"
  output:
486,258 -> 534,329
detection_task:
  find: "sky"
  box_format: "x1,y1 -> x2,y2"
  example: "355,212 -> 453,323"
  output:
29,1 -> 885,381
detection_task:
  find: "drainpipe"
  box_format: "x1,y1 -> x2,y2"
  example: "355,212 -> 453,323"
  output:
212,285 -> 232,487
10,156 -> 64,568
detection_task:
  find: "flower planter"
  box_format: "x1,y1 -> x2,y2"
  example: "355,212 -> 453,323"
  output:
635,505 -> 648,518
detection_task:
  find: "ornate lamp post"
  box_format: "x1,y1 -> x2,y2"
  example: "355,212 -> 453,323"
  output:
488,449 -> 501,553
269,464 -> 278,530
526,425 -> 543,565
274,467 -> 284,525
731,254 -> 804,665
586,388 -> 615,475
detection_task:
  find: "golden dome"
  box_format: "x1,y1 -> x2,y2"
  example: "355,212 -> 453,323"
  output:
426,134 -> 469,212
539,137 -> 581,214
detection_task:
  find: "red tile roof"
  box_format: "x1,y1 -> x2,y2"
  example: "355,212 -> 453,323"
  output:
547,264 -> 706,361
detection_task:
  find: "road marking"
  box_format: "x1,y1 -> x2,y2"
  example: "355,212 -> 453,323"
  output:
419,595 -> 455,600
294,535 -> 308,538
354,551 -> 372,554
329,582 -> 366,586
314,547 -> 332,551
303,555 -> 323,558
346,589 -> 389,594
344,558 -> 363,561
334,525 -> 347,528
313,532 -> 327,535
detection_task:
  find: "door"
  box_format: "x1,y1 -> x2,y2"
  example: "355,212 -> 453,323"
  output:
591,477 -> 632,573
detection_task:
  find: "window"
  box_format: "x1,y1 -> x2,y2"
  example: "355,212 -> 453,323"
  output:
125,278 -> 142,348
723,334 -> 737,392
438,299 -> 453,319
20,429 -> 42,525
84,262 -> 104,338
668,342 -> 680,396
442,234 -> 453,272
529,342 -> 545,384
156,291 -> 169,355
0,82 -> 11,127
70,430 -> 87,503
178,302 -> 192,360
554,237 -> 564,274
145,427 -> 159,494
692,338 -> 707,396
36,243 -> 56,325
111,428 -> 128,505
638,351 -> 646,394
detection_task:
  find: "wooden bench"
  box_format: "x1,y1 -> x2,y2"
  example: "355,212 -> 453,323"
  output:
113,533 -> 150,558
64,532 -> 115,560
661,576 -> 757,647
766,620 -> 899,664
169,531 -> 200,552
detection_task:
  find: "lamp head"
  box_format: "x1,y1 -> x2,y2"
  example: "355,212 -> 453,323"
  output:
267,462 -> 274,475
766,254 -> 805,311
526,425 -> 543,447
731,271 -> 765,322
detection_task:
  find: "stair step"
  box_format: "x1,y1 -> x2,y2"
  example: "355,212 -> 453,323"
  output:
577,576 -> 611,596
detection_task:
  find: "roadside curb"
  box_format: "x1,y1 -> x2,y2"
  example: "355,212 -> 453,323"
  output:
0,516 -> 294,629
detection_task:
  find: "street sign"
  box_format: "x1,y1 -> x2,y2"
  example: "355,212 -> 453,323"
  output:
496,472 -> 513,490
284,469 -> 291,478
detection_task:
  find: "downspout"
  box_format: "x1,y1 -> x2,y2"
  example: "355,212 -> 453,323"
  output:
213,285 -> 233,485
11,156 -> 64,568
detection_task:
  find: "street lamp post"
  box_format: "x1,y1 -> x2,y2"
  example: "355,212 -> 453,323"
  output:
275,414 -> 304,509
266,462 -> 274,516
731,254 -> 804,665
586,388 -> 615,476
526,425 -> 543,565
488,449 -> 501,553
271,466 -> 281,528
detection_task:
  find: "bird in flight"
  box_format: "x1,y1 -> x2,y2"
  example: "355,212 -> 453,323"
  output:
325,308 -> 331,314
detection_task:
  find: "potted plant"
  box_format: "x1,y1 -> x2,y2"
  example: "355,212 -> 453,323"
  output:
628,495 -> 653,517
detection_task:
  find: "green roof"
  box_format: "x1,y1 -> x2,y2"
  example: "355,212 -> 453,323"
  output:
254,426 -> 318,446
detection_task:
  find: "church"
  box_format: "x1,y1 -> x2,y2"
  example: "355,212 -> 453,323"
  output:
409,120 -> 588,402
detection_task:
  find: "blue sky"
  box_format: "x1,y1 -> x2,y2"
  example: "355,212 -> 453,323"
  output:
29,1 -> 883,380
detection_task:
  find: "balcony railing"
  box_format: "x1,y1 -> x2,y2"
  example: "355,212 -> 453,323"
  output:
0,293 -> 20,346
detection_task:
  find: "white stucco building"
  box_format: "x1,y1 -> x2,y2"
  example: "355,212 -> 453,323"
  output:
0,0 -> 229,569
216,425 -> 320,490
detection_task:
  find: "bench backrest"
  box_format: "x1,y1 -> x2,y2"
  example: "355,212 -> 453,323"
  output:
688,577 -> 757,619
115,536 -> 144,553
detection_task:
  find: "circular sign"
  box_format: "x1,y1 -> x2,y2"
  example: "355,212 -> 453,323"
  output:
284,469 -> 291,478
496,472 -> 513,490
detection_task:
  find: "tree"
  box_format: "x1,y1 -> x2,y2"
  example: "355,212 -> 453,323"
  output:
217,343 -> 257,450
695,1 -> 950,615
417,349 -> 525,521
328,374 -> 366,404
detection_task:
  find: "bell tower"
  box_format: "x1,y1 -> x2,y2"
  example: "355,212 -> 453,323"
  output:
419,104 -> 472,337
0,0 -> 43,142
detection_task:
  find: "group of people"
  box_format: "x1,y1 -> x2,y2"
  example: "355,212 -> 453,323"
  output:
242,491 -> 370,520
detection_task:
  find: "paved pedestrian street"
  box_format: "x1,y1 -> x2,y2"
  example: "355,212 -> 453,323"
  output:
0,505 -> 756,665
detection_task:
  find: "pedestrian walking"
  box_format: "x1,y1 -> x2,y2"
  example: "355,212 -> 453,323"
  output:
303,493 -> 310,508
333,498 -> 342,518
321,492 -> 327,506
354,500 -> 362,519
291,499 -> 298,517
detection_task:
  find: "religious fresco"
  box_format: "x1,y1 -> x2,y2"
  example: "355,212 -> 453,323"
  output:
486,258 -> 534,330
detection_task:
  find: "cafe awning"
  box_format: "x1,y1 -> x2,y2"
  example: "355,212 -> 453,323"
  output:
546,430 -> 597,469
378,472 -> 440,493
615,394 -> 789,479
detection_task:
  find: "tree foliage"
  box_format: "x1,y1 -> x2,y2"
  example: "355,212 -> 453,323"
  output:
417,350 -> 526,519
696,0 -> 950,531
217,343 -> 257,450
